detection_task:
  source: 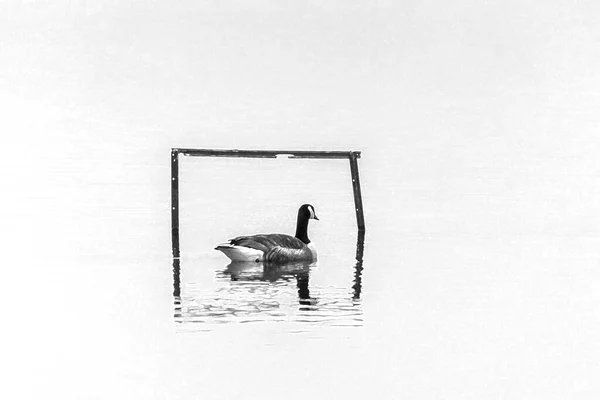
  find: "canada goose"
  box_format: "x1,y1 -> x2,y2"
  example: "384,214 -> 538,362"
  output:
215,204 -> 319,263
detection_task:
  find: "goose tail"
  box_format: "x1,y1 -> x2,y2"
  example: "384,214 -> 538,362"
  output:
215,244 -> 264,262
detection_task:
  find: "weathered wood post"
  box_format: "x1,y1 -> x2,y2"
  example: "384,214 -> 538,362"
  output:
171,149 -> 180,258
348,151 -> 366,232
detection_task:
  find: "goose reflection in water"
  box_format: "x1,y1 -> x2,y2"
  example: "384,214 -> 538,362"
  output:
222,260 -> 318,307
173,232 -> 364,329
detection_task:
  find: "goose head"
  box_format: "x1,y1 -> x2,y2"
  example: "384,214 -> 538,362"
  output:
299,204 -> 319,221
295,204 -> 318,245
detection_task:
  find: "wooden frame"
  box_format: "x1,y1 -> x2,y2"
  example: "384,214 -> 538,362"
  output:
171,148 -> 365,258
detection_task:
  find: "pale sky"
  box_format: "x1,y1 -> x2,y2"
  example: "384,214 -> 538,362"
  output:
3,0 -> 600,249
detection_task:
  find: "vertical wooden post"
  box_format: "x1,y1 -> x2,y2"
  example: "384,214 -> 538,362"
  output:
349,151 -> 365,232
171,149 -> 180,258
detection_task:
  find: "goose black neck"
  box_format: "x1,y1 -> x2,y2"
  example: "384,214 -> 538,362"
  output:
295,213 -> 310,244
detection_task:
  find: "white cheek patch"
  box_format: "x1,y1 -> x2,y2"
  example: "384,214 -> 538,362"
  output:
308,206 -> 315,219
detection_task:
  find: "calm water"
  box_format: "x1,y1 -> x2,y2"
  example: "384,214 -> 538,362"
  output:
6,2 -> 600,398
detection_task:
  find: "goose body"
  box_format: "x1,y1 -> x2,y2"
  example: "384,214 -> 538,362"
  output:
215,204 -> 318,263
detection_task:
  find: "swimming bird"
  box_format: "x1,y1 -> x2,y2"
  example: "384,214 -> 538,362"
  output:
215,204 -> 319,263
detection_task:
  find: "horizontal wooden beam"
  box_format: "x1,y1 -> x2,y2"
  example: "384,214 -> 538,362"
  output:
172,148 -> 360,160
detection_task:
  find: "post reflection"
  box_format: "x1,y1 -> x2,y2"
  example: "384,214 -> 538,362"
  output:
353,230 -> 365,300
173,257 -> 182,319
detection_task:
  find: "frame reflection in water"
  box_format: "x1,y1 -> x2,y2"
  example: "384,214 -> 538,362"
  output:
173,232 -> 365,332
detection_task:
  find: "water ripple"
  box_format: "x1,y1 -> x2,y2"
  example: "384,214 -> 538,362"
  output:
173,232 -> 365,334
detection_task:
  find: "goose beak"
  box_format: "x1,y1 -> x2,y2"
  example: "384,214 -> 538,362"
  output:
313,214 -> 319,221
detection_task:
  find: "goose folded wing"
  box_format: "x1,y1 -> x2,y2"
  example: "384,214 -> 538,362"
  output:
229,234 -> 305,252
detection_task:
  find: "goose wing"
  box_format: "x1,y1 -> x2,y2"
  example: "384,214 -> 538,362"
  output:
228,234 -> 306,252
